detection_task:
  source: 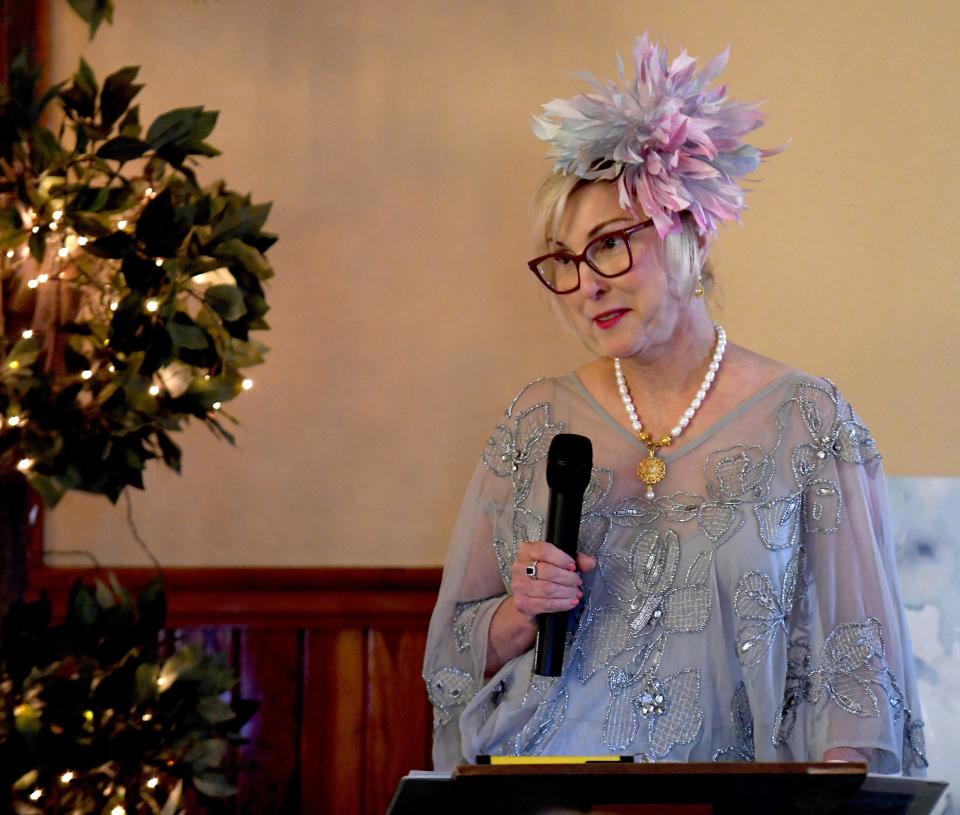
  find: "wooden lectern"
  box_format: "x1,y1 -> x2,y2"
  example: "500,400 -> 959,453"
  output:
387,763 -> 949,815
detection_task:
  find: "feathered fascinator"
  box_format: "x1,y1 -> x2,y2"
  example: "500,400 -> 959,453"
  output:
532,33 -> 780,238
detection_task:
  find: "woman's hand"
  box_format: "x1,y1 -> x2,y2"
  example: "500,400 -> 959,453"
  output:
511,540 -> 596,621
485,541 -> 597,675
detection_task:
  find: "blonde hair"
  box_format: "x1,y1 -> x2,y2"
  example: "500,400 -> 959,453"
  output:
530,172 -> 715,293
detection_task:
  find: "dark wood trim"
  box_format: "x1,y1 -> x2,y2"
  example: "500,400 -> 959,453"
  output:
1,0 -> 47,84
27,565 -> 443,626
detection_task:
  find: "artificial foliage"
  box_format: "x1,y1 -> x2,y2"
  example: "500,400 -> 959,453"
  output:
0,53 -> 275,506
0,576 -> 257,814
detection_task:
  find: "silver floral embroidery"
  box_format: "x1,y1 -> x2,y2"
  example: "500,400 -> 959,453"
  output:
735,548 -> 805,667
482,381 -> 565,586
453,596 -> 501,654
424,666 -> 476,729
601,637 -> 704,757
511,675 -> 568,756
713,682 -> 755,762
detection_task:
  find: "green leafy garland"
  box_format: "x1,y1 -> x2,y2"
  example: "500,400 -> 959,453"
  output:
0,54 -> 275,506
1,576 -> 257,814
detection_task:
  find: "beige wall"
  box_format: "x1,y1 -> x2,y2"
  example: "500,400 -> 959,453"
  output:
44,0 -> 960,566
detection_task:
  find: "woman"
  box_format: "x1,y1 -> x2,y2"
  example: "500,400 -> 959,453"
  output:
423,34 -> 927,774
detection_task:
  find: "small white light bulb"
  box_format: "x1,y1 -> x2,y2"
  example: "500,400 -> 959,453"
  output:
110,301 -> 119,312
145,299 -> 159,313
148,385 -> 160,396
37,273 -> 49,284
77,236 -> 88,246
52,210 -> 63,221
60,771 -> 74,784
5,249 -> 13,258
31,226 -> 39,234
29,789 -> 42,802
58,247 -> 68,258
7,415 -> 20,427
21,330 -> 33,339
110,806 -> 126,815
212,401 -> 222,410
27,279 -> 39,289
17,458 -> 33,472
242,378 -> 254,391
107,364 -> 116,373
81,370 -> 93,380
145,187 -> 154,197
146,777 -> 159,789
117,220 -> 128,230
154,258 -> 163,267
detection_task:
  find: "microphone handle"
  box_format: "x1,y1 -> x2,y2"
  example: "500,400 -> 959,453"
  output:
534,490 -> 581,677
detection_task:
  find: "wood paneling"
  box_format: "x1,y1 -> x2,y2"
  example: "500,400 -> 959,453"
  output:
26,565 -> 443,815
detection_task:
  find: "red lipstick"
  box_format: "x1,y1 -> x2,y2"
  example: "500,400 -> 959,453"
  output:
593,309 -> 630,330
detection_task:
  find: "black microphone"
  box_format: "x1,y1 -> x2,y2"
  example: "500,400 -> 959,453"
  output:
534,433 -> 593,677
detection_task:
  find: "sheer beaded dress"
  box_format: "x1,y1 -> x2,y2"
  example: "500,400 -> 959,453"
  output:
423,372 -> 927,774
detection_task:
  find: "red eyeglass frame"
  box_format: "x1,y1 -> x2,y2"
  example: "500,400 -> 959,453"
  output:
527,219 -> 655,294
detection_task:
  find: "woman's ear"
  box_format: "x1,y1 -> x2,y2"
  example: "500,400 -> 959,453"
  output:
698,232 -> 714,263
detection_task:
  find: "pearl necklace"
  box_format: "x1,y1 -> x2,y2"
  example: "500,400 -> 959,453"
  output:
614,325 -> 727,500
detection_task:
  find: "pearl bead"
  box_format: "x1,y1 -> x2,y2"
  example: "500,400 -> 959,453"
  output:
691,398 -> 701,409
696,389 -> 706,400
683,407 -> 694,419
705,371 -> 715,383
671,427 -> 681,437
679,416 -> 689,428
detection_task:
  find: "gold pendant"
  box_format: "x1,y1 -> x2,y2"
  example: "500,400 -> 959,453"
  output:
636,449 -> 666,486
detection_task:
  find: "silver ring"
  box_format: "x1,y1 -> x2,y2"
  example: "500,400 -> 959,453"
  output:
525,560 -> 539,580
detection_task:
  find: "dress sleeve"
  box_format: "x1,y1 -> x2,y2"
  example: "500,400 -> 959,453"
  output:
422,379 -> 564,770
778,381 -> 928,775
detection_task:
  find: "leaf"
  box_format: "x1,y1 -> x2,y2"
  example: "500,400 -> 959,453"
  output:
168,319 -> 209,351
12,771 -> 38,791
94,577 -> 116,609
66,0 -> 115,39
100,65 -> 142,126
136,189 -> 193,256
197,695 -> 236,724
155,430 -> 182,472
193,772 -> 237,798
146,106 -> 218,151
86,230 -> 134,259
96,136 -> 147,161
68,581 -> 98,627
119,104 -> 142,137
214,237 -> 273,279
205,285 -> 247,321
210,201 -> 272,244
28,229 -> 45,262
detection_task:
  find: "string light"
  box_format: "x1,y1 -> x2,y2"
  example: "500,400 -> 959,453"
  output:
77,236 -> 88,246
60,771 -> 74,784
154,258 -> 163,267
203,374 -> 211,381
146,778 -> 159,790
8,360 -> 20,369
142,712 -> 153,722
27,279 -> 39,289
58,247 -> 69,258
52,210 -> 63,221
21,330 -> 33,339
29,789 -> 42,802
110,301 -> 119,311
148,385 -> 160,396
145,299 -> 159,313
212,401 -> 222,410
5,249 -> 13,258
107,364 -> 116,373
117,220 -> 128,230
37,273 -> 49,283
242,378 -> 253,390
49,220 -> 58,231
145,187 -> 154,197
17,458 -> 33,472
8,415 -> 21,426
31,225 -> 40,234
81,370 -> 93,380
110,806 -> 125,815
156,676 -> 169,690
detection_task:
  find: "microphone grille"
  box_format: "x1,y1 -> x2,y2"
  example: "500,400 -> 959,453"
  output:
546,433 -> 593,492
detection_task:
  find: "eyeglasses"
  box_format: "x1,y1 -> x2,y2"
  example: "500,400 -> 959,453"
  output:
527,220 -> 655,294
